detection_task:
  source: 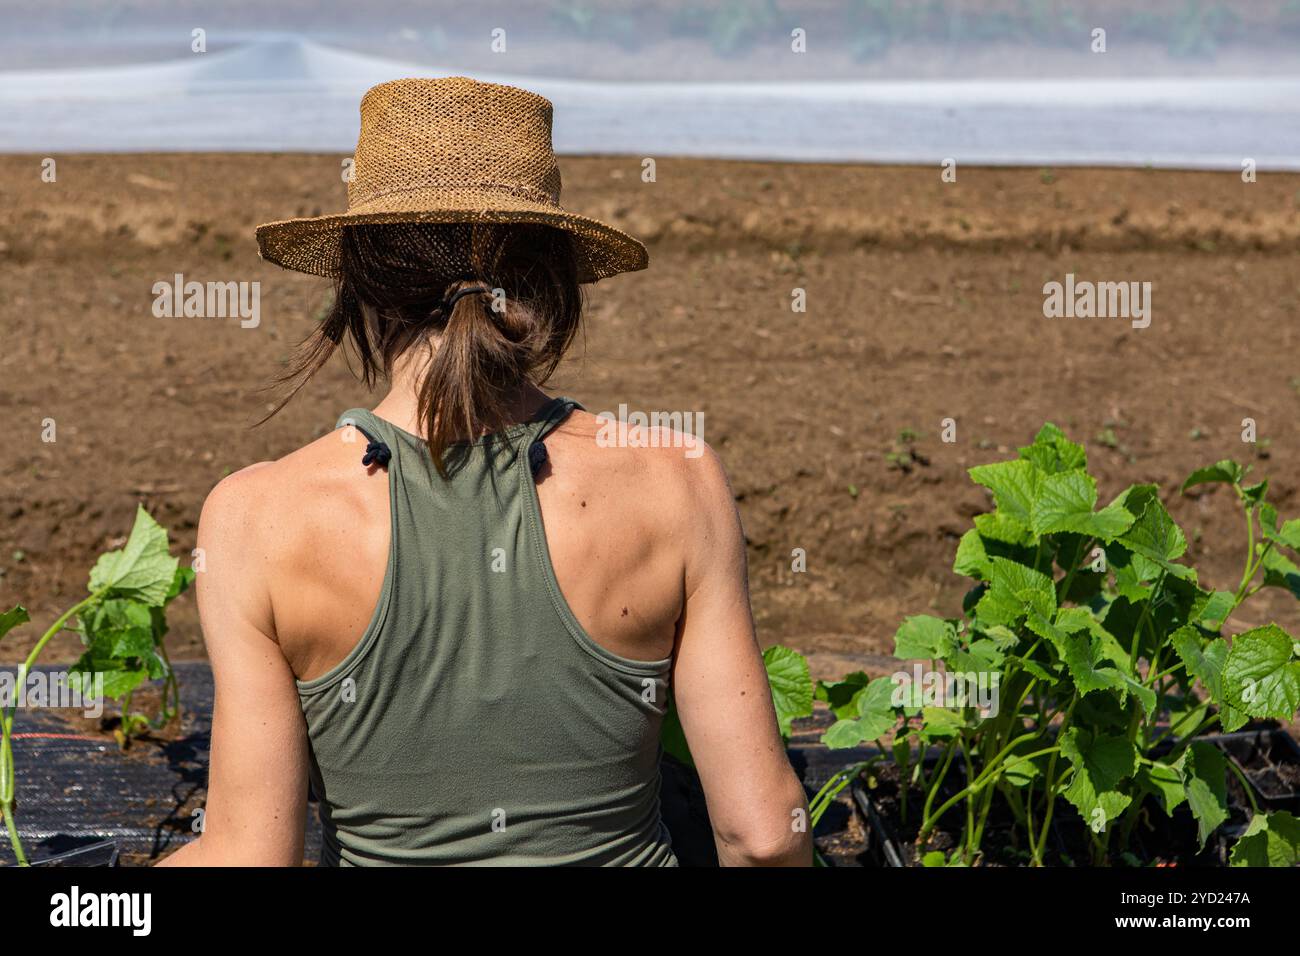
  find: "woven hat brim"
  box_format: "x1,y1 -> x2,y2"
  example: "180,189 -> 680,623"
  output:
255,186 -> 648,283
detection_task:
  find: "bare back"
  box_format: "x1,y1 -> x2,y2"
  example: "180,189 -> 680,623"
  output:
166,390 -> 810,866
258,406 -> 687,683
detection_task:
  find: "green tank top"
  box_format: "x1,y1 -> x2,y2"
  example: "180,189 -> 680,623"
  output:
297,398 -> 678,866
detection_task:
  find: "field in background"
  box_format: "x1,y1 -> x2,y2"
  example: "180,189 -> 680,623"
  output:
2,155 -> 1300,677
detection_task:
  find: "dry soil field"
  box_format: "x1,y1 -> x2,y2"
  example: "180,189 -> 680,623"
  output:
2,154 -> 1300,679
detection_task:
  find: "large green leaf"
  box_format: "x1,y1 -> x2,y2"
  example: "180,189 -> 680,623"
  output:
1136,750 -> 1188,816
919,706 -> 969,740
821,678 -> 898,748
1121,673 -> 1158,717
87,598 -> 154,634
976,557 -> 1056,627
1172,627 -> 1226,693
1230,811 -> 1300,867
1192,590 -> 1236,630
969,459 -> 1040,533
68,661 -> 150,701
1221,624 -> 1300,719
1266,517 -> 1300,554
1059,728 -> 1136,831
1261,547 -> 1300,600
972,511 -> 1035,547
1118,497 -> 1190,576
1030,469 -> 1134,540
1018,423 -> 1087,475
1169,629 -> 1249,731
821,718 -> 869,749
815,671 -> 870,720
948,635 -> 1011,673
763,645 -> 814,737
80,600 -> 167,679
1073,612 -> 1132,672
894,615 -> 957,661
953,528 -> 993,580
1185,742 -> 1229,848
87,506 -> 180,606
167,566 -> 197,602
1030,611 -> 1126,700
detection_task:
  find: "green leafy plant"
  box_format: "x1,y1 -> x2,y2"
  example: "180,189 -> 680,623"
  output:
814,424 -> 1300,866
0,506 -> 191,865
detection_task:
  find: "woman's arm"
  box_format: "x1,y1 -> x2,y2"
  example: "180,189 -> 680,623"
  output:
158,468 -> 309,866
671,447 -> 812,867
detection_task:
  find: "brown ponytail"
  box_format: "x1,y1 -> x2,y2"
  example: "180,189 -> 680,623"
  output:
265,222 -> 583,476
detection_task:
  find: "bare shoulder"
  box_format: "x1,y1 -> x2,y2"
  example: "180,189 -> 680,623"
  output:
198,461 -> 275,544
551,407 -> 736,518
199,425 -> 380,558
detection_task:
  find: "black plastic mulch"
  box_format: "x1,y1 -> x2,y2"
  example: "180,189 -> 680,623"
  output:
2,663 -> 864,866
1,663 -> 323,866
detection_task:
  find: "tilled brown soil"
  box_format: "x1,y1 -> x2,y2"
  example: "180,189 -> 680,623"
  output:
2,155 -> 1300,673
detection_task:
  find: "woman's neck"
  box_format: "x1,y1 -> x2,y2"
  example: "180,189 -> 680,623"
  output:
371,343 -> 551,441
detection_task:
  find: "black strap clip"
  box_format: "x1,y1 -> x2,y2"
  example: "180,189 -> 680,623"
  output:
528,440 -> 549,476
362,439 -> 392,469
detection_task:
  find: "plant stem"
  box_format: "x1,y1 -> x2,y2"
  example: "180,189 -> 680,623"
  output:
1233,540 -> 1272,608
155,638 -> 182,727
1025,784 -> 1038,859
898,738 -> 912,824
1118,792 -> 1143,847
808,758 -> 879,828
1056,537 -> 1095,604
1,592 -> 100,866
921,745 -> 1060,838
1147,698 -> 1208,750
1237,497 -> 1256,598
17,594 -> 99,688
1225,757 -> 1259,815
1144,661 -> 1183,688
1,794 -> 25,867
1164,712 -> 1221,762
921,738 -> 959,832
1034,694 -> 1078,866
970,775 -> 998,858
0,708 -> 25,865
960,734 -> 976,860
1128,571 -> 1165,678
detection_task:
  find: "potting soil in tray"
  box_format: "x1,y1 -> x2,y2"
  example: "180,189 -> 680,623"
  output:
853,757 -> 1255,867
1215,728 -> 1300,811
856,761 -> 1041,867
789,708 -> 877,867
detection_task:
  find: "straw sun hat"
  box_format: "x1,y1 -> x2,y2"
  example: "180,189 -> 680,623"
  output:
255,76 -> 648,283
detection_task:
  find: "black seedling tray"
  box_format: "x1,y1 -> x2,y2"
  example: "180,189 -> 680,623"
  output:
852,729 -> 1296,867
29,839 -> 120,867
1210,727 -> 1300,812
